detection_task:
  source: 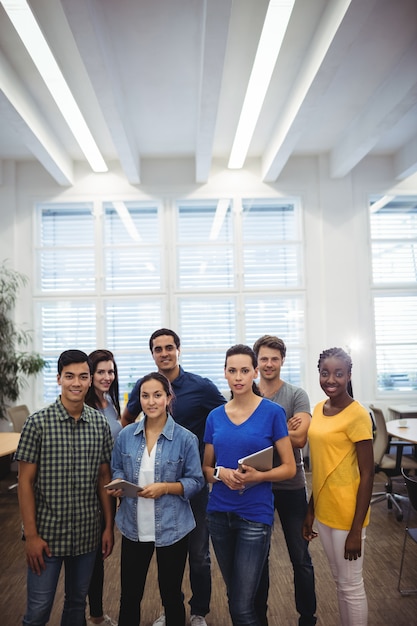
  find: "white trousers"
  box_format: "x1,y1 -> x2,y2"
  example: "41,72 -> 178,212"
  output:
316,520 -> 368,626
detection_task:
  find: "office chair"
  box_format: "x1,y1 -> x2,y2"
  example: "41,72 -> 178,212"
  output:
398,469 -> 417,595
6,404 -> 30,433
369,404 -> 417,522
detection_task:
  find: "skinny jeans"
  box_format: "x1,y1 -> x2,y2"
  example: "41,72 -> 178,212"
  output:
207,511 -> 271,626
316,520 -> 368,626
118,534 -> 189,626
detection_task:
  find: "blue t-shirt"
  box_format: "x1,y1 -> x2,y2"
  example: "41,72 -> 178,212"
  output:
126,366 -> 226,456
204,398 -> 288,525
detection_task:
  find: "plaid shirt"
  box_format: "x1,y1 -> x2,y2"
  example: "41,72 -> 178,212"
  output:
15,397 -> 113,556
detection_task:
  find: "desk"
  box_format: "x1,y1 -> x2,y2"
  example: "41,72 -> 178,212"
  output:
388,405 -> 417,420
0,432 -> 21,458
386,419 -> 417,445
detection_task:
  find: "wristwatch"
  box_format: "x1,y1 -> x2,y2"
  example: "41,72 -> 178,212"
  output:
213,466 -> 223,481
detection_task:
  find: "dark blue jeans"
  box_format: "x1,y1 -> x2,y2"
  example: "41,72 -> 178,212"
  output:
208,511 -> 271,626
23,550 -> 96,626
255,487 -> 317,626
188,484 -> 211,616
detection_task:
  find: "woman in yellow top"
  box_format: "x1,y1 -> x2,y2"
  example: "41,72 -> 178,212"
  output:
303,348 -> 374,626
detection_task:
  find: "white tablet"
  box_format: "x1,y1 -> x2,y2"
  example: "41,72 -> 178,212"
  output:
104,478 -> 143,498
238,445 -> 273,472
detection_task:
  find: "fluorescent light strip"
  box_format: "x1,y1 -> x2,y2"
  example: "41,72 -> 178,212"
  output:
228,0 -> 295,169
1,0 -> 108,172
113,202 -> 141,242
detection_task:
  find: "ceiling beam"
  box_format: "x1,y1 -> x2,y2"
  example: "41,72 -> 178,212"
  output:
394,133 -> 417,180
330,41 -> 417,178
0,48 -> 73,186
61,0 -> 141,184
261,0 -> 353,182
195,0 -> 232,183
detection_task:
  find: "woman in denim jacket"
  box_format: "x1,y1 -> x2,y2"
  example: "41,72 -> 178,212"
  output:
109,372 -> 204,626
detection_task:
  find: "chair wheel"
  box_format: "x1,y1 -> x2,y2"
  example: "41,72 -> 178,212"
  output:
396,513 -> 403,521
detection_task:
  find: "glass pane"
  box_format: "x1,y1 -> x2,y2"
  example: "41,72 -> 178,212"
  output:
105,300 -> 163,401
370,198 -> 417,239
38,203 -> 95,292
178,297 -> 236,389
243,244 -> 301,288
104,248 -> 161,290
40,301 -> 96,352
242,201 -> 298,240
244,296 -> 305,346
38,249 -> 96,291
374,295 -> 417,392
372,241 -> 417,283
177,201 -> 232,242
40,203 -> 94,246
40,302 -> 96,403
104,202 -> 160,244
178,247 -> 234,289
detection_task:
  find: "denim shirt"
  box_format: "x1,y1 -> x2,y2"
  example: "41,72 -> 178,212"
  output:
111,414 -> 205,546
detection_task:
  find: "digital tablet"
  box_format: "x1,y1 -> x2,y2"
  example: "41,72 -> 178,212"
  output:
104,478 -> 143,498
238,445 -> 273,472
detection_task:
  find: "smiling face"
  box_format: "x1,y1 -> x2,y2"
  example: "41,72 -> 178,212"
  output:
151,334 -> 180,378
57,361 -> 92,410
140,378 -> 170,421
319,356 -> 351,401
257,345 -> 285,383
93,360 -> 115,395
225,353 -> 258,396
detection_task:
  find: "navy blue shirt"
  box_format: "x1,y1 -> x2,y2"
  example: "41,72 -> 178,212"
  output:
126,366 -> 226,456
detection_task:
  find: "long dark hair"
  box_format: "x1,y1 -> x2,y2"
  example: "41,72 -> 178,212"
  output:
224,344 -> 262,397
85,349 -> 121,415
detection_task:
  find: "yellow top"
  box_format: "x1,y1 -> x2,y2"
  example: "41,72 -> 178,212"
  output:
309,400 -> 372,530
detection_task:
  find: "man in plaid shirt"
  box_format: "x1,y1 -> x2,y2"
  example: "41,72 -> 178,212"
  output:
15,350 -> 114,626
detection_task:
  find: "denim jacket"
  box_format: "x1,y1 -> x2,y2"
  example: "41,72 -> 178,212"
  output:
111,414 -> 205,546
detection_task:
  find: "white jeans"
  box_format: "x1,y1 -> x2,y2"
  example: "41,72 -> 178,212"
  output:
317,520 -> 368,626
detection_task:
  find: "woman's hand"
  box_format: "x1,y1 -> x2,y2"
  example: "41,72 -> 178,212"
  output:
302,496 -> 317,541
344,528 -> 362,560
139,483 -> 167,499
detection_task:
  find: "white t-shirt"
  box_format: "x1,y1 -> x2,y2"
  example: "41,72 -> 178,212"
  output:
137,444 -> 156,541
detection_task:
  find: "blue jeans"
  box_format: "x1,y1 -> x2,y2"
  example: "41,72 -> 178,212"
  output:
188,484 -> 211,616
207,511 -> 271,626
255,488 -> 317,626
23,550 -> 96,626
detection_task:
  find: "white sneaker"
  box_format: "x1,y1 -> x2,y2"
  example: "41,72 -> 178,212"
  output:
190,616 -> 208,626
152,615 -> 166,626
89,616 -> 117,626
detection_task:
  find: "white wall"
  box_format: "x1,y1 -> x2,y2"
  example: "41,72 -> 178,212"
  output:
0,154 -> 415,412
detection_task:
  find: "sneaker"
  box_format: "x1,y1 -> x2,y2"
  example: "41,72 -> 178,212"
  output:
152,615 -> 166,626
89,617 -> 117,626
190,616 -> 208,626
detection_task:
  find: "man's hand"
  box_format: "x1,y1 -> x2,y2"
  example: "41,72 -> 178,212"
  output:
25,535 -> 51,575
101,527 -> 114,560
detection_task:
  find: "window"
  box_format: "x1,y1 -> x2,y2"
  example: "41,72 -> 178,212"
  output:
370,195 -> 417,393
36,196 -> 306,402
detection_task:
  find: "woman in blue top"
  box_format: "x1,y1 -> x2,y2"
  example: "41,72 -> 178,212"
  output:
109,372 -> 204,626
203,345 -> 296,626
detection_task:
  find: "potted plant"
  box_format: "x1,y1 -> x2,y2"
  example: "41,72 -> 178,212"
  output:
0,261 -> 46,422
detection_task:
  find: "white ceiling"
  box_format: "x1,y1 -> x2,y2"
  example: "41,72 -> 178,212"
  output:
0,0 -> 416,186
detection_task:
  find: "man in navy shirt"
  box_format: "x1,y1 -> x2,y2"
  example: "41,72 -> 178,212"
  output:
122,328 -> 226,626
